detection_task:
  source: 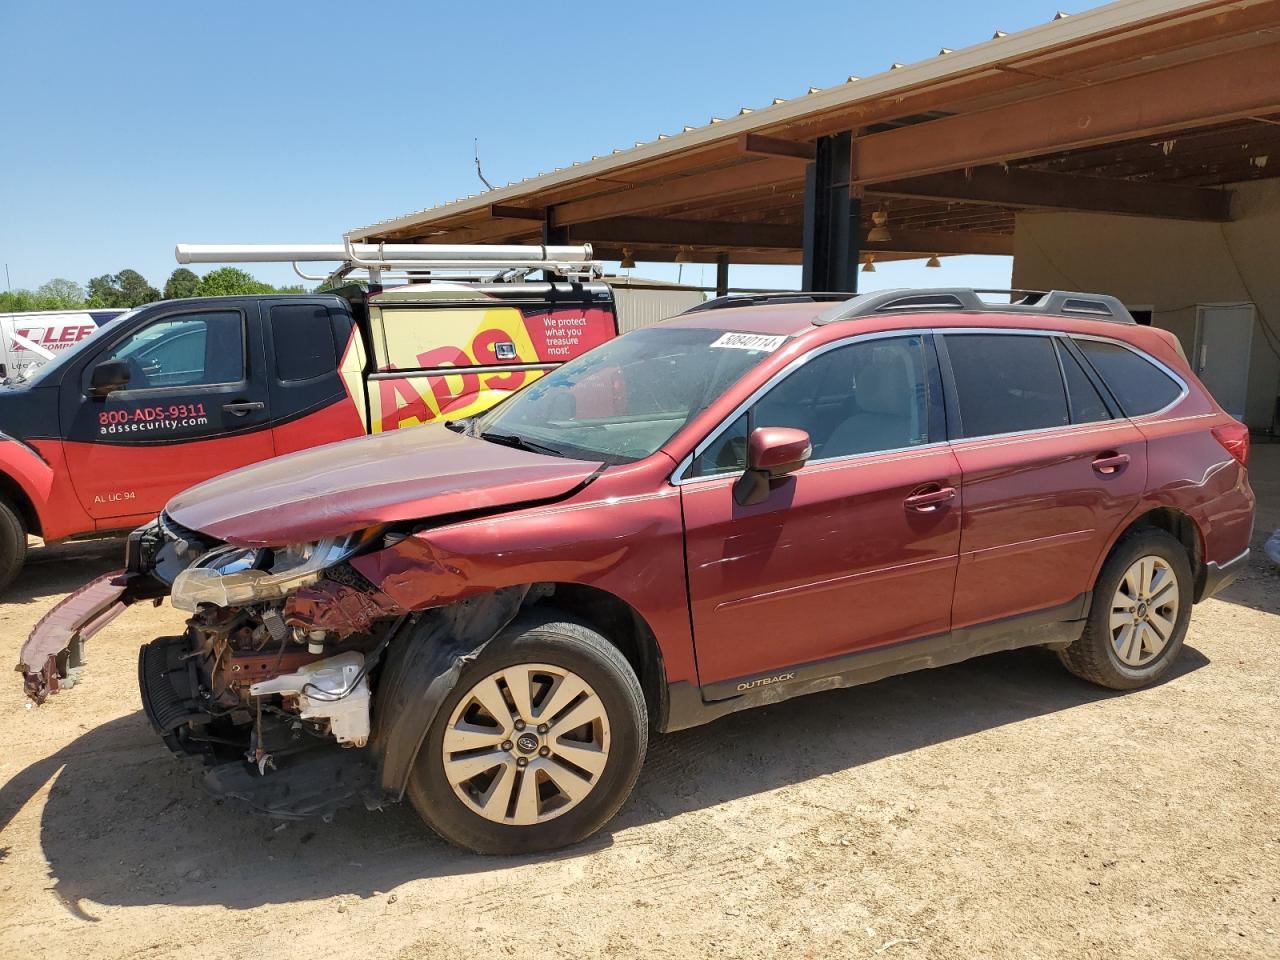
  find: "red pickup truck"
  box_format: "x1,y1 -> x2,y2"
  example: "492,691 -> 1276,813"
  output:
0,245 -> 619,589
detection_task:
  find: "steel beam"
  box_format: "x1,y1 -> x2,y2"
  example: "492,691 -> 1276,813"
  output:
802,132 -> 859,292
872,167 -> 1232,221
738,132 -> 816,162
853,41 -> 1280,184
860,228 -> 1012,256
549,158 -> 802,227
566,216 -> 801,249
490,204 -> 546,220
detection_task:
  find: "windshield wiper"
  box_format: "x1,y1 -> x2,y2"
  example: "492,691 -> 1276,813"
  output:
478,431 -> 565,458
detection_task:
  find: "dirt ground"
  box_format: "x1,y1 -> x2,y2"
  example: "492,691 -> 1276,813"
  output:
1,448 -> 1277,960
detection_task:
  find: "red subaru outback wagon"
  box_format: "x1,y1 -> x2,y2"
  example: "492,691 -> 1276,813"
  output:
22,288 -> 1255,854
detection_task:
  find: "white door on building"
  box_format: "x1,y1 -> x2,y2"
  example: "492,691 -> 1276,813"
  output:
1194,304 -> 1254,421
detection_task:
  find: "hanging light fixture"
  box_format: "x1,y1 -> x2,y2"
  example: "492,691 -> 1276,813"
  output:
862,255 -> 876,273
674,246 -> 693,263
620,247 -> 636,269
867,209 -> 892,243
926,254 -> 941,268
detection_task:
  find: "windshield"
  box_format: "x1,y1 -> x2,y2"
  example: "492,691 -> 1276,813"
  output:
19,308 -> 144,385
471,326 -> 786,464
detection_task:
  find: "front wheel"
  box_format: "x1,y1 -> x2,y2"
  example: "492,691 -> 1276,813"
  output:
0,498 -> 28,594
407,610 -> 647,854
1058,528 -> 1193,690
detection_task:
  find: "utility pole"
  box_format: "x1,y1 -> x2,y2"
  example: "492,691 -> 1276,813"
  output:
4,264 -> 10,293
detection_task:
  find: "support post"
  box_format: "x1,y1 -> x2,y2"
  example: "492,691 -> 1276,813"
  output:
801,132 -> 860,293
542,210 -> 568,281
715,254 -> 730,297
542,209 -> 568,246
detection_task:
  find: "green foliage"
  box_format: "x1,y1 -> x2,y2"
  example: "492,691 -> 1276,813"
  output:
1,279 -> 87,312
3,267 -> 310,314
194,267 -> 278,297
0,290 -> 38,312
35,278 -> 86,308
163,267 -> 200,300
85,270 -> 161,308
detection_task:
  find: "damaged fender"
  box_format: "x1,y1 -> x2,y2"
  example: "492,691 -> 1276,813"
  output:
371,584 -> 530,798
17,570 -> 167,704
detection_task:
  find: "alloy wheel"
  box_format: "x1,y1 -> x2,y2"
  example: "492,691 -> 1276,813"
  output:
441,663 -> 611,825
1110,555 -> 1180,667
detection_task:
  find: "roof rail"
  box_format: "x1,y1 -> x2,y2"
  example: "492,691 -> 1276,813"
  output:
812,288 -> 1135,325
680,291 -> 855,315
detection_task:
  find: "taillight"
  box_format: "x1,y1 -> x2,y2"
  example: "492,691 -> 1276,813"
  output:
1212,421 -> 1250,467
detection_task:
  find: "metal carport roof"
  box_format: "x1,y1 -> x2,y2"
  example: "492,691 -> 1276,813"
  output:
348,0 -> 1280,277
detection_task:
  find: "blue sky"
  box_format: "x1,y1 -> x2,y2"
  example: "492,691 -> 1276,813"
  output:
0,1 -> 1077,295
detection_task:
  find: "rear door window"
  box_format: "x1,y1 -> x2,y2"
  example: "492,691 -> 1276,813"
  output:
944,333 -> 1069,438
270,303 -> 338,382
1073,338 -> 1183,416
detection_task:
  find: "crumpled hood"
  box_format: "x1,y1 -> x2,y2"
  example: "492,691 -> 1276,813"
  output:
165,426 -> 602,547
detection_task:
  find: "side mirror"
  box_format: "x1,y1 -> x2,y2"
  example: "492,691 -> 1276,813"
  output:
89,359 -> 131,398
733,426 -> 811,506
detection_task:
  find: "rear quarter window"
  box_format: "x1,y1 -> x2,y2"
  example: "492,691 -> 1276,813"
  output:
1073,339 -> 1183,416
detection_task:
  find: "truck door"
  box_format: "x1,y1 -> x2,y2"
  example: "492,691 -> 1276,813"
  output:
262,299 -> 369,456
61,302 -> 276,523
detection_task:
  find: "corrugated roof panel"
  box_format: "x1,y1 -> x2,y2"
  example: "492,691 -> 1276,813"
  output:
347,1 -> 1225,238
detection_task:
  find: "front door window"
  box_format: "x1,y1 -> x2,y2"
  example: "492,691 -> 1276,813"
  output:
102,311 -> 244,390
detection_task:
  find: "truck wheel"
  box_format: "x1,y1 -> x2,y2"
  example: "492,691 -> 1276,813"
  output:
0,498 -> 28,593
1058,528 -> 1193,690
407,610 -> 647,854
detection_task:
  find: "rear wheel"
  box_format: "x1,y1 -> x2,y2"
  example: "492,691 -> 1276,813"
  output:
407,610 -> 647,854
1058,528 -> 1192,690
0,498 -> 28,593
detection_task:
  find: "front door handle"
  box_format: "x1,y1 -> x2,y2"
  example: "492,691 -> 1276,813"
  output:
223,401 -> 265,417
904,485 -> 956,512
1092,452 -> 1131,475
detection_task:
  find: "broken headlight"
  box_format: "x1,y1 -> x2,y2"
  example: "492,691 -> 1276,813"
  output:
170,535 -> 362,611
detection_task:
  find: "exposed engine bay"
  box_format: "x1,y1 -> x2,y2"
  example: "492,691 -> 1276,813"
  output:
129,514 -> 394,752
18,510 -> 533,821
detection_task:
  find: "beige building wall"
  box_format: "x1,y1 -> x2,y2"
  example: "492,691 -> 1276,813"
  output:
1012,178 -> 1280,431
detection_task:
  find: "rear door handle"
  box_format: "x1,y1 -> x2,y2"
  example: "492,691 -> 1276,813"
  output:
904,485 -> 956,512
1092,452 -> 1130,475
223,401 -> 265,417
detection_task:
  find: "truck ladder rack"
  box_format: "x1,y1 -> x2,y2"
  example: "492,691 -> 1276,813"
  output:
174,241 -> 602,285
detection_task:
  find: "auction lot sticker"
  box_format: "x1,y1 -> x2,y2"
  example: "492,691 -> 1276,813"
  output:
710,332 -> 787,352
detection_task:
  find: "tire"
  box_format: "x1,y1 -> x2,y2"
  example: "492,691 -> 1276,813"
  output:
407,609 -> 647,854
1058,527 -> 1193,690
0,498 -> 28,594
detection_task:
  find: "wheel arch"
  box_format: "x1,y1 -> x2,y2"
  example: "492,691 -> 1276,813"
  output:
1097,505 -> 1206,601
0,467 -> 41,536
372,582 -> 673,802
532,582 -> 670,733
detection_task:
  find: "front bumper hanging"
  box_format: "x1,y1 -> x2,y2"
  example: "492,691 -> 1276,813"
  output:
17,570 -> 165,704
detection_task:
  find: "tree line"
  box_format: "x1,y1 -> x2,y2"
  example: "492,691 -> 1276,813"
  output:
0,267 -> 307,313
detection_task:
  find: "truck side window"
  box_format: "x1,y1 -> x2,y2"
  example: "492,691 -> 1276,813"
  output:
101,311 -> 243,390
271,304 -> 338,382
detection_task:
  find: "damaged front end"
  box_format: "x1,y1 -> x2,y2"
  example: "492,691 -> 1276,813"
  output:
19,510 -> 526,821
